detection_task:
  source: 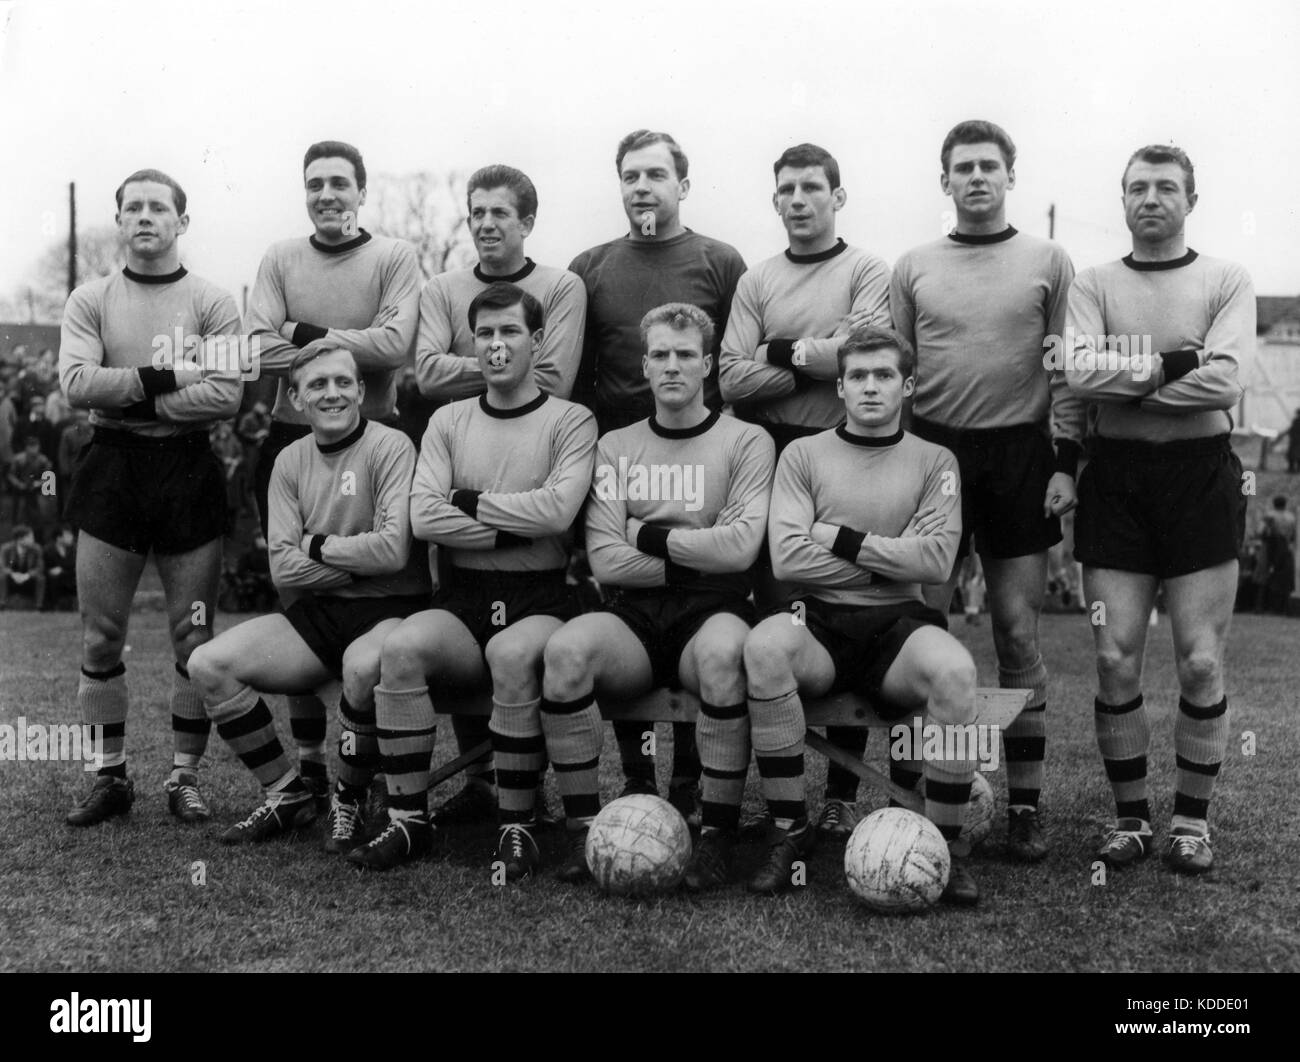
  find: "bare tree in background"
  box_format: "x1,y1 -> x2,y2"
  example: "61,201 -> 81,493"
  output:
3,225 -> 124,324
366,171 -> 475,280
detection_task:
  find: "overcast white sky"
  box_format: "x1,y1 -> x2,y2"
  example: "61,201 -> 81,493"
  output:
2,0 -> 1298,304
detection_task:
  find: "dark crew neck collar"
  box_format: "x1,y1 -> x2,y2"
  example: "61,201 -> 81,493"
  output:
475,258 -> 536,284
123,265 -> 187,285
948,226 -> 1017,246
650,408 -> 720,439
479,391 -> 548,419
310,229 -> 373,255
1122,249 -> 1198,271
317,417 -> 367,454
786,237 -> 848,264
836,424 -> 904,448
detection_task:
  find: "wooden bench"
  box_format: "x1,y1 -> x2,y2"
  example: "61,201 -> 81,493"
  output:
431,687 -> 1030,814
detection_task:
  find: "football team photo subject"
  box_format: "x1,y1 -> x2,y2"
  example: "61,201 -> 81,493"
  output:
0,0 -> 1295,1017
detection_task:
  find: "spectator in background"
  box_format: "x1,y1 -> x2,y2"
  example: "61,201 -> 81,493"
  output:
0,374 -> 16,487
42,523 -> 78,610
209,420 -> 247,525
44,389 -> 72,433
16,393 -> 59,461
395,365 -> 436,449
1259,496 -> 1297,613
7,435 -> 54,540
1287,409 -> 1300,474
0,524 -> 46,610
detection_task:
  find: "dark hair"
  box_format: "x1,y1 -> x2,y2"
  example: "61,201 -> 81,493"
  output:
468,282 -> 544,334
773,143 -> 840,190
1122,144 -> 1195,196
1273,496 -> 1287,510
303,141 -> 366,191
837,325 -> 916,379
616,130 -> 688,180
639,302 -> 714,352
115,169 -> 187,215
940,120 -> 1017,173
12,524 -> 32,540
288,345 -> 358,386
467,165 -> 538,221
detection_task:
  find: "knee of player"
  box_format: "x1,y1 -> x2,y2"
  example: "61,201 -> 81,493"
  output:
928,652 -> 977,708
1095,645 -> 1138,684
742,624 -> 797,690
379,627 -> 428,681
1175,650 -> 1222,690
170,620 -> 211,663
693,634 -> 746,691
541,629 -> 594,687
990,616 -> 1039,664
342,653 -> 382,704
184,641 -> 226,694
81,615 -> 127,664
485,635 -> 541,682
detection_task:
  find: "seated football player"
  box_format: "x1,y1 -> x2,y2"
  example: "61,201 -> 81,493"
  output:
349,282 -> 597,872
187,345 -> 430,844
736,326 -> 982,904
541,302 -> 775,884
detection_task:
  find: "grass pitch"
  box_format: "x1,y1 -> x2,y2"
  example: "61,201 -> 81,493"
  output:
1,603 -> 1296,973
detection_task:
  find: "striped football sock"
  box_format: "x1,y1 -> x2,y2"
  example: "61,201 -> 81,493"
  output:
336,695 -> 378,805
1001,656 -> 1048,810
210,685 -> 296,790
288,693 -> 328,784
1172,696 -> 1229,831
697,700 -> 749,832
79,662 -> 127,778
750,688 -> 806,830
540,692 -> 602,827
1095,694 -> 1150,822
170,661 -> 209,774
374,685 -> 436,817
491,697 -> 545,825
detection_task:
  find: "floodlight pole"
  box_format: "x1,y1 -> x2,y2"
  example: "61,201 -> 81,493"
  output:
67,182 -> 77,297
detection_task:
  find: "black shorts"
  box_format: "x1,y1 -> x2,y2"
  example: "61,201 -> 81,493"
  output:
788,597 -> 949,711
284,593 -> 428,679
65,428 -> 228,556
911,417 -> 1062,561
1074,434 -> 1246,579
254,421 -> 313,539
604,586 -> 756,689
431,568 -> 576,653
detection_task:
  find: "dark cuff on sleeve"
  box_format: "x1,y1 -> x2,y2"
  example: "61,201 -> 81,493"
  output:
120,396 -> 158,420
137,366 -> 177,396
664,560 -> 699,587
1160,349 -> 1199,384
791,370 -> 815,393
636,522 -> 672,560
494,530 -> 531,550
451,489 -> 481,519
292,322 -> 330,348
308,534 -> 327,563
1053,439 -> 1082,478
831,525 -> 866,563
766,339 -> 797,371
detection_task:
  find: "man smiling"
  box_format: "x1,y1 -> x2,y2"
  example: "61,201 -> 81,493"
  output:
187,345 -> 429,845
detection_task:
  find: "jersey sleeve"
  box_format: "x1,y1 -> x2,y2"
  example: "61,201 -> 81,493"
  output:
473,407 -> 597,538
796,254 -> 892,379
268,452 -> 352,590
1044,247 -> 1086,452
246,249 -> 304,378
1140,264 -> 1252,414
718,270 -> 798,405
849,447 -> 961,584
323,242 -> 421,371
660,427 -> 774,572
58,286 -> 147,409
768,445 -> 873,590
154,290 -> 244,423
1063,269 -> 1161,402
409,408 -> 500,549
586,434 -> 665,588
534,271 -> 587,399
415,276 -> 484,402
317,432 -> 416,575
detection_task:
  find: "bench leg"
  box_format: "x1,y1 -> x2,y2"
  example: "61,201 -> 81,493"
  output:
429,739 -> 494,790
803,730 -> 923,815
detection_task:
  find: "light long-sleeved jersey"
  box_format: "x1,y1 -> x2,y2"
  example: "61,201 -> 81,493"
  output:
410,391 -> 596,572
269,418 -> 429,598
719,239 -> 891,429
890,228 -> 1083,457
770,426 -> 961,608
415,260 -> 586,403
586,409 -> 775,595
1063,250 -> 1252,443
247,231 -> 420,425
59,267 -> 243,437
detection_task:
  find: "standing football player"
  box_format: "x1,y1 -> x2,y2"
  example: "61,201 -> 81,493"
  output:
719,142 -> 892,841
543,302 -> 774,884
247,141 -> 421,813
349,283 -> 595,871
59,169 -> 242,826
735,326 -> 979,904
1065,145 -> 1252,874
569,130 -> 748,812
415,164 -> 588,828
890,121 -> 1082,862
186,345 -> 429,844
